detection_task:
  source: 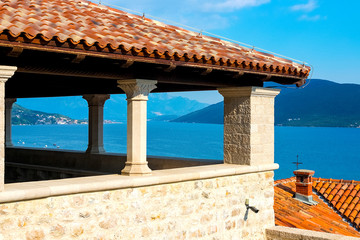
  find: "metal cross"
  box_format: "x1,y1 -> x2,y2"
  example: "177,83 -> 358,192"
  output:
292,155 -> 303,170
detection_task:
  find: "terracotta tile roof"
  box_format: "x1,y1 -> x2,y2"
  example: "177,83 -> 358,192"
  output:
274,177 -> 360,237
0,0 -> 310,80
313,178 -> 360,230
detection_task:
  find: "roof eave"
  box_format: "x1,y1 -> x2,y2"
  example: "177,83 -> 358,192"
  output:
0,32 -> 310,86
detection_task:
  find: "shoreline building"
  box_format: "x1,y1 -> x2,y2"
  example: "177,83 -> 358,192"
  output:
0,0 -> 350,239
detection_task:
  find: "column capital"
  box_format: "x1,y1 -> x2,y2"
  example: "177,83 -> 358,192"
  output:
83,94 -> 110,107
5,98 -> 17,109
218,86 -> 280,98
117,79 -> 157,100
0,66 -> 17,83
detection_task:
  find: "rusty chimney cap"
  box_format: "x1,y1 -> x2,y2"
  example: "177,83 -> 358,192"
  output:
293,169 -> 315,176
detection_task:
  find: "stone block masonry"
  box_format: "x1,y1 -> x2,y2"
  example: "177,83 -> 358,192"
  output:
0,171 -> 274,239
218,87 -> 280,167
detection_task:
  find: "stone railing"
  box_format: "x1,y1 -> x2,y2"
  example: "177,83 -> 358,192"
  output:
266,226 -> 360,240
5,162 -> 105,183
5,146 -> 222,182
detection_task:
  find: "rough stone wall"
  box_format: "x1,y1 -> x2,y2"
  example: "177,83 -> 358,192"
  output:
0,171 -> 274,239
223,90 -> 276,166
266,226 -> 360,240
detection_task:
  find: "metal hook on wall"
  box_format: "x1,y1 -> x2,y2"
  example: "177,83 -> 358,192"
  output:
244,199 -> 259,221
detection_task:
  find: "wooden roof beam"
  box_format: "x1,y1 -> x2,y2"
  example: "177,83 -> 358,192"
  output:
200,68 -> 213,76
7,46 -> 23,58
163,62 -> 176,72
120,59 -> 134,68
71,54 -> 86,63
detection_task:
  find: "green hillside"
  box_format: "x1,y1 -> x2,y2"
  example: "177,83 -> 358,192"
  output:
173,102 -> 223,124
172,79 -> 360,128
12,104 -> 85,125
275,80 -> 360,127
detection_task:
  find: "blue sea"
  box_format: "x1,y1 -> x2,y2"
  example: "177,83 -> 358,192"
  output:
12,122 -> 360,180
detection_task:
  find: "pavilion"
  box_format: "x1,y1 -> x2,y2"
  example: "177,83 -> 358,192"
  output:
0,1 -> 337,239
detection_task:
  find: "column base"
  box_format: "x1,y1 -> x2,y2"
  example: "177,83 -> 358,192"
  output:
121,162 -> 152,176
85,146 -> 106,154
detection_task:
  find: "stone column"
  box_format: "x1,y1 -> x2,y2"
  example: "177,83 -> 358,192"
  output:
0,66 -> 17,191
118,79 -> 157,176
218,87 -> 280,166
5,98 -> 16,147
83,94 -> 110,154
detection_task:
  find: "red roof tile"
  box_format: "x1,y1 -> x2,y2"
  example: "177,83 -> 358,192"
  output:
0,0 -> 310,80
274,178 -> 360,237
313,178 -> 360,230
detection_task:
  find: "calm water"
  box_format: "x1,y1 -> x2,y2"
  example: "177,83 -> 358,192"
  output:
12,122 -> 360,180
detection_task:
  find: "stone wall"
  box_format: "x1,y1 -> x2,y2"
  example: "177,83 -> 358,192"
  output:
266,226 -> 360,240
219,87 -> 279,166
0,171 -> 274,239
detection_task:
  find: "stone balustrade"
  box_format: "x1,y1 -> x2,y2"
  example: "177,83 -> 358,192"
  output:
5,147 -> 221,182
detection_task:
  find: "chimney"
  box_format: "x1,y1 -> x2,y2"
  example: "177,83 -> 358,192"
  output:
293,169 -> 317,205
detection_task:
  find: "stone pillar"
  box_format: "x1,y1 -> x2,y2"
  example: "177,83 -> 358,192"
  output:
118,79 -> 157,176
0,66 -> 17,191
5,98 -> 16,147
83,94 -> 110,154
218,87 -> 280,166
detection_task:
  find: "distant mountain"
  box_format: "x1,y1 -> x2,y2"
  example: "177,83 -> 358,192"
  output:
173,102 -> 223,124
172,79 -> 360,128
12,104 -> 85,125
16,93 -> 209,121
274,79 -> 360,127
148,115 -> 179,122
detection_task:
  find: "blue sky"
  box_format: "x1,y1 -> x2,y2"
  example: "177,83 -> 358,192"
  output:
96,0 -> 360,103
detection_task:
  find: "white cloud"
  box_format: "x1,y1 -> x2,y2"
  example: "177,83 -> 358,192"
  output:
298,14 -> 326,21
99,0 -> 268,30
189,14 -> 231,30
203,0 -> 271,12
291,0 -> 318,12
151,111 -> 163,116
